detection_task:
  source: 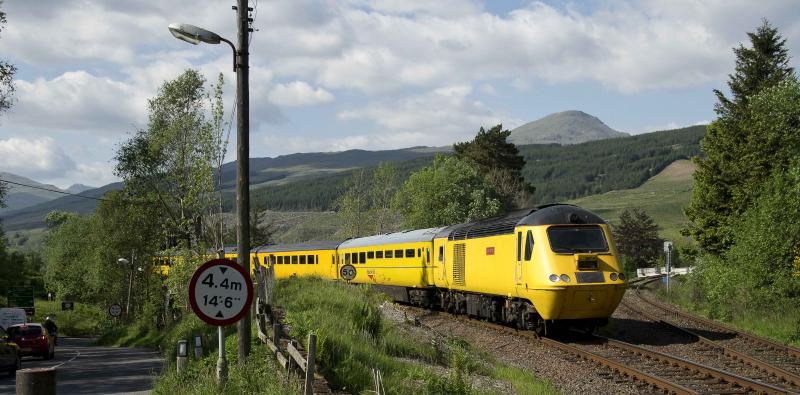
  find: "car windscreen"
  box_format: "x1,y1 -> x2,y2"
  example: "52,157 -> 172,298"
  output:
547,226 -> 608,253
8,326 -> 42,336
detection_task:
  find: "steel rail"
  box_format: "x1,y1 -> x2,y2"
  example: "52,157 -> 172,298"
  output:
407,306 -> 786,394
623,294 -> 800,391
636,290 -> 800,360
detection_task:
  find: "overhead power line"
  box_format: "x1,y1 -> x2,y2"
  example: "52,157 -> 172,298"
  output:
0,178 -> 111,202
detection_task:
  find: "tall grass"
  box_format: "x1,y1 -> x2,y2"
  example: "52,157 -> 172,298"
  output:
30,299 -> 113,337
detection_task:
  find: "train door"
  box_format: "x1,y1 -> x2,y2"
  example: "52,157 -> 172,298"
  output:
515,231 -> 523,285
330,254 -> 338,279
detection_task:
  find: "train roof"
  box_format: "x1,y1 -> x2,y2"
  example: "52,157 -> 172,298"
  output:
339,227 -> 445,249
255,241 -> 340,253
436,204 -> 605,241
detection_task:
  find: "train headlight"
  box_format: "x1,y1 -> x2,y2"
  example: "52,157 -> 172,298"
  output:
548,274 -> 560,283
618,273 -> 626,281
610,272 -> 618,281
560,274 -> 571,283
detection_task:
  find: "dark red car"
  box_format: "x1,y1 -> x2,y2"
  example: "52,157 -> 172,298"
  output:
7,323 -> 55,360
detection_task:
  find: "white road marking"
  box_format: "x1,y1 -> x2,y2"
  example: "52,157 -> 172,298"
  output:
52,350 -> 80,368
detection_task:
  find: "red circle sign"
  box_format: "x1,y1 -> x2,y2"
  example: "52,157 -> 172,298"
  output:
189,259 -> 254,326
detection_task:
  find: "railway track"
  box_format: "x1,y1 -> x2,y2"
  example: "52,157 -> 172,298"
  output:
622,293 -> 800,393
628,287 -> 800,381
405,305 -> 790,394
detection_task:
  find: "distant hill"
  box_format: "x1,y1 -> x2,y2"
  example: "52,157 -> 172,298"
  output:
568,159 -> 696,242
66,184 -> 95,194
0,172 -> 68,213
509,110 -> 628,145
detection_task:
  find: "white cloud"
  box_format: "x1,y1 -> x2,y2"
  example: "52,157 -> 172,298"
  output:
268,81 -> 334,107
0,137 -> 77,179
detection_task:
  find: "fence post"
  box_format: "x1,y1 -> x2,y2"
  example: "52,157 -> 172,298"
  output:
272,323 -> 281,348
304,333 -> 316,395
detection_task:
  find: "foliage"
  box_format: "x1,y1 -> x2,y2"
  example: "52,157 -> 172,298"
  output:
31,299 -> 112,337
370,162 -> 401,234
115,69 -> 226,249
0,250 -> 44,300
454,124 -> 533,208
393,155 -> 503,229
335,169 -> 372,239
334,162 -> 402,238
612,207 -> 663,269
686,20 -> 796,254
0,2 -> 16,116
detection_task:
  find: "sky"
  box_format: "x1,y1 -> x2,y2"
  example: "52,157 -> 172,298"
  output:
0,0 -> 799,189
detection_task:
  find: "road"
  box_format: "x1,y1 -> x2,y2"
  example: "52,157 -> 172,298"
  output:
0,337 -> 163,395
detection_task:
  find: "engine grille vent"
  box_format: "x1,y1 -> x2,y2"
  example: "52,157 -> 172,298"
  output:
575,271 -> 605,283
453,243 -> 466,286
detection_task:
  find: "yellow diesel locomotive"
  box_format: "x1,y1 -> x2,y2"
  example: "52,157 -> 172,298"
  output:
243,203 -> 626,334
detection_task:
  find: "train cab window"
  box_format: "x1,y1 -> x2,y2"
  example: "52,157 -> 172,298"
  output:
395,249 -> 404,258
300,255 -> 306,264
367,251 -> 374,259
277,256 -> 283,264
359,252 -> 366,263
438,246 -> 444,262
345,253 -> 351,264
524,230 -> 534,261
308,255 -> 315,264
376,251 -> 384,259
406,249 -> 415,257
385,250 -> 393,258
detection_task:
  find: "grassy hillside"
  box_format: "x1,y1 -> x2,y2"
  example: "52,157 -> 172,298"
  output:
568,159 -> 695,243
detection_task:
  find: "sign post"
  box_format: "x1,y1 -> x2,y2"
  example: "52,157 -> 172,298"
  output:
108,304 -> 122,325
189,258 -> 253,386
663,241 -> 673,292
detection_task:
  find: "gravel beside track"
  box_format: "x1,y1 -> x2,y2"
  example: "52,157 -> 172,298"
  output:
399,305 -> 644,395
630,287 -> 800,378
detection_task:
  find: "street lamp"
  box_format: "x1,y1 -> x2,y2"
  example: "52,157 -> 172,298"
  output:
117,257 -> 133,317
169,0 -> 253,376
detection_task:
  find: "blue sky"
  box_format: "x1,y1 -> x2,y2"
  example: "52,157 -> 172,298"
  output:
0,0 -> 798,188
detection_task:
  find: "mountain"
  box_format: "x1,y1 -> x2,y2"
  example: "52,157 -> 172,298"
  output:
0,172 -> 68,213
509,110 -> 628,145
66,184 -> 95,194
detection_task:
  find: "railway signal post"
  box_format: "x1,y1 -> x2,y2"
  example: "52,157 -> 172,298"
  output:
189,258 -> 254,385
663,241 -> 673,292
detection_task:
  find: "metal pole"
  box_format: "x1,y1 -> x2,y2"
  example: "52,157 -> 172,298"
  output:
217,326 -> 227,385
125,265 -> 133,317
235,0 -> 252,364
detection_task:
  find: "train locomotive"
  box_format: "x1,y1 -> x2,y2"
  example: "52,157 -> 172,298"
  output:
179,203 -> 627,334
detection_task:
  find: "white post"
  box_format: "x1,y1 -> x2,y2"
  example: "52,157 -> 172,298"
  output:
217,326 -> 227,385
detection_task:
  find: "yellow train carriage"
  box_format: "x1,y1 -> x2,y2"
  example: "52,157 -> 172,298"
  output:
255,242 -> 340,280
337,228 -> 442,299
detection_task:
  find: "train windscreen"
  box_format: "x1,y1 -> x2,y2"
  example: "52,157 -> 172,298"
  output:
547,226 -> 608,253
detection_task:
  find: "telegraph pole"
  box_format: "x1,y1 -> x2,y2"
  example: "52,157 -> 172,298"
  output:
235,0 -> 252,363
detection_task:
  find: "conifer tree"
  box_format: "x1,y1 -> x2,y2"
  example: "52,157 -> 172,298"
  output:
686,20 -> 795,254
612,207 -> 663,269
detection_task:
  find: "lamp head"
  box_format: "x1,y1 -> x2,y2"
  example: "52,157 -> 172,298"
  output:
117,258 -> 129,265
168,23 -> 222,45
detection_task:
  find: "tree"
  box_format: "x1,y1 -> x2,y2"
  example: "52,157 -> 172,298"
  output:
453,124 -> 533,208
0,2 -> 16,116
115,70 -> 226,250
612,207 -> 663,269
369,162 -> 400,234
686,20 -> 795,254
393,155 -> 503,229
335,169 -> 372,239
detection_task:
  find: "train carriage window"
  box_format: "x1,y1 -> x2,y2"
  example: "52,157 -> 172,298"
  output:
524,230 -> 534,261
395,249 -> 404,258
269,255 -> 276,265
352,253 -> 359,264
308,255 -> 315,264
438,246 -> 444,262
345,253 -> 351,264
385,250 -> 393,258
359,252 -> 366,263
417,248 -> 421,257
376,251 -> 384,259
278,256 -> 283,264
367,251 -> 374,259
426,248 -> 430,264
292,255 -> 298,264
300,255 -> 306,264
405,249 -> 415,258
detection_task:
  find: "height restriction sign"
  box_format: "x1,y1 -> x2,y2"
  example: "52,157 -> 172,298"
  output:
189,259 -> 254,326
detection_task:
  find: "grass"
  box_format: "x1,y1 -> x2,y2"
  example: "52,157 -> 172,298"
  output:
568,159 -> 695,243
651,277 -> 800,347
29,299 -> 113,337
274,276 -> 559,394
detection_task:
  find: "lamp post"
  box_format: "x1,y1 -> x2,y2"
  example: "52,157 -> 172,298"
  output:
168,0 -> 252,367
117,257 -> 133,317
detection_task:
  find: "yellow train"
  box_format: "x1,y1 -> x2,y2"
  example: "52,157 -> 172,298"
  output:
168,204 -> 626,334
247,204 -> 626,333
